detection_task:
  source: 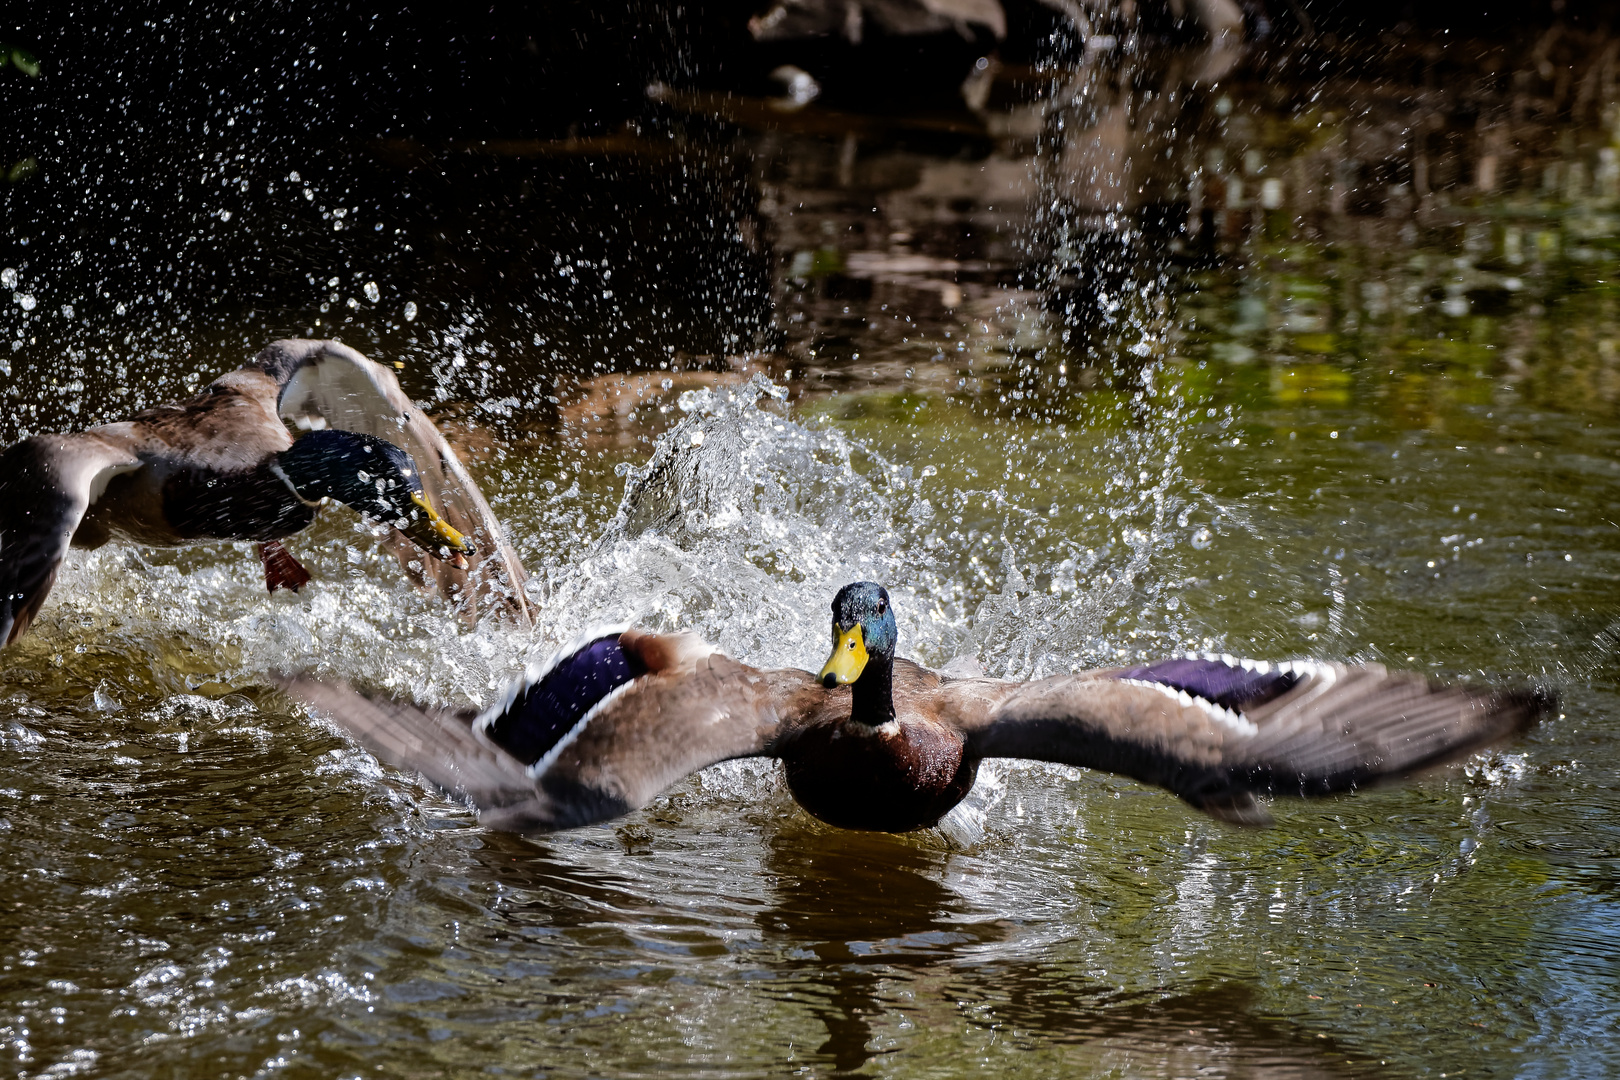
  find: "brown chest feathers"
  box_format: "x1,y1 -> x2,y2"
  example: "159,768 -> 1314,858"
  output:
781,717 -> 979,832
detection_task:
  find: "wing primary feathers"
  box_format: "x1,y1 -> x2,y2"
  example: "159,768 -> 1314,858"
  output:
276,630 -> 801,834
968,657 -> 1553,825
1189,677 -> 1554,808
273,673 -> 533,813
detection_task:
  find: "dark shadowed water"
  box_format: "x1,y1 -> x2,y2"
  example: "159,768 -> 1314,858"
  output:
2,10 -> 1618,1078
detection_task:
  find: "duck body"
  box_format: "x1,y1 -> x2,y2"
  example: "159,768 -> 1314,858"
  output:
282,582 -> 1552,838
780,660 -> 978,832
52,369 -> 312,549
0,340 -> 530,647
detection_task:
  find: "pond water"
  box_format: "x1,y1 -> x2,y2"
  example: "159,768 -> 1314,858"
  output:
3,13 -> 1619,1079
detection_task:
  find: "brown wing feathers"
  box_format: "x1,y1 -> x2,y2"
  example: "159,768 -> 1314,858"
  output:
0,434 -> 142,646
550,655 -> 813,811
1227,672 -> 1546,795
279,632 -> 808,832
275,674 -> 530,807
968,658 -> 1550,822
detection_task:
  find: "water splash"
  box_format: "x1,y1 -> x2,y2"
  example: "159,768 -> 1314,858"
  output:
20,532 -> 531,711
527,373 -> 956,670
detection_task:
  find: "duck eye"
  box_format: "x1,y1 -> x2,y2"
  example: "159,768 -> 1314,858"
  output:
876,599 -> 887,614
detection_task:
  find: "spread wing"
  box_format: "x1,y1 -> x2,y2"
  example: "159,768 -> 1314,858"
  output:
950,656 -> 1550,825
278,631 -> 821,832
505,653 -> 816,830
0,433 -> 142,646
251,338 -> 530,626
276,675 -> 541,813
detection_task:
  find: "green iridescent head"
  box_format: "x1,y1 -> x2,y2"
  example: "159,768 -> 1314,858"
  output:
276,429 -> 475,567
819,581 -> 896,689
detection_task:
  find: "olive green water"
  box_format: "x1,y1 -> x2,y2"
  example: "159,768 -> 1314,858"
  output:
4,31 -> 1620,1080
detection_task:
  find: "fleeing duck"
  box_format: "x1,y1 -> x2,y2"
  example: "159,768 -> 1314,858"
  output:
281,581 -> 1549,833
0,339 -> 530,647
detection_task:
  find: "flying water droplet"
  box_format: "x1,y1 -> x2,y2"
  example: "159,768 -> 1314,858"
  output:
363,281 -> 379,303
403,301 -> 418,322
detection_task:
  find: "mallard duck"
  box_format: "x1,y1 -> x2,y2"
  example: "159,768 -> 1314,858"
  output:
0,339 -> 530,647
280,581 -> 1548,833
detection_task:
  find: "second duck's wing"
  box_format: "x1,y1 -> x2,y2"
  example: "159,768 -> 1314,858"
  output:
251,338 -> 530,625
280,629 -> 822,832
948,657 -> 1550,825
0,433 -> 143,647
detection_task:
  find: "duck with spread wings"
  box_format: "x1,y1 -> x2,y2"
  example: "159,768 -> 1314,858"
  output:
281,581 -> 1549,834
0,338 -> 530,647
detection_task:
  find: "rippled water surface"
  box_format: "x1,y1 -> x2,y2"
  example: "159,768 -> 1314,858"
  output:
5,12 -> 1620,1079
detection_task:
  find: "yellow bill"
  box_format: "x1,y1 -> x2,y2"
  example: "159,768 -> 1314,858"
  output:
403,493 -> 476,569
819,622 -> 868,686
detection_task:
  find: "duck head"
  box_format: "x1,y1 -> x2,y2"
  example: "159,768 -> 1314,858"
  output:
819,581 -> 896,690
275,429 -> 476,568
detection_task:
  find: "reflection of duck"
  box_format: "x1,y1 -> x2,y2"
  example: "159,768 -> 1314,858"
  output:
0,339 -> 529,646
284,580 -> 1547,834
757,827 -> 1004,1070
